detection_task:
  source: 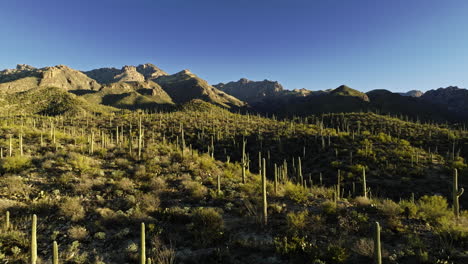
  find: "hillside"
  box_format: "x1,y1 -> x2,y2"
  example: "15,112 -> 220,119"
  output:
154,70 -> 245,108
0,108 -> 465,263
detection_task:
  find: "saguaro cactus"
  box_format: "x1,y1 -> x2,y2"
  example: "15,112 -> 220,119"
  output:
242,138 -> 247,184
140,222 -> 146,264
453,168 -> 464,218
374,222 -> 382,264
362,167 -> 367,198
262,158 -> 268,226
5,211 -> 10,230
31,214 -> 37,264
53,241 -> 59,264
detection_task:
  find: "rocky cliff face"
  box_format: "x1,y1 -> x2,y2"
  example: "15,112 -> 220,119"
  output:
84,63 -> 168,84
0,64 -> 100,93
214,78 -> 284,103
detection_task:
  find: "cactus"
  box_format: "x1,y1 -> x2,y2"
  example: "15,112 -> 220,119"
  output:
138,116 -> 143,160
31,214 -> 37,264
362,167 -> 367,198
19,133 -> 23,156
147,258 -> 152,264
297,157 -> 303,184
53,241 -> 59,264
262,158 -> 268,226
140,222 -> 146,264
5,211 -> 10,230
337,170 -> 341,199
453,168 -> 464,218
242,138 -> 247,184
217,174 -> 221,195
374,222 -> 382,264
274,163 -> 278,195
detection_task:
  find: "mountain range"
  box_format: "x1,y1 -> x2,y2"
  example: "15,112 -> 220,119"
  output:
1,63 -> 468,121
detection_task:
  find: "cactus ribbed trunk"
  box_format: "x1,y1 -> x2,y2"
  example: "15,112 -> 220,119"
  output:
362,167 -> 367,198
31,214 -> 37,264
53,241 -> 59,264
5,211 -> 9,230
138,116 -> 143,160
262,158 -> 268,226
453,168 -> 464,218
217,174 -> 221,195
242,138 -> 246,184
374,222 -> 382,264
140,222 -> 146,264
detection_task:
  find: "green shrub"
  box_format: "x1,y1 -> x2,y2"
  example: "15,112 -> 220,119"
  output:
378,199 -> 402,218
286,210 -> 309,235
189,207 -> 224,246
399,200 -> 418,219
284,182 -> 309,204
321,200 -> 338,216
182,179 -> 207,200
1,156 -> 31,173
417,195 -> 451,225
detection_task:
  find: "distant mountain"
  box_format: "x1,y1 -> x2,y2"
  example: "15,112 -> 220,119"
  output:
421,86 -> 468,118
214,78 -> 284,103
398,90 -> 424,97
252,85 -> 369,116
366,89 -> 454,121
0,64 -> 246,115
0,64 -> 100,93
83,63 -> 168,84
155,70 -> 245,108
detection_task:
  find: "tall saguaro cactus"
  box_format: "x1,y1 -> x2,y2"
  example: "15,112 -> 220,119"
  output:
52,241 -> 59,264
374,222 -> 382,264
138,116 -> 143,160
453,168 -> 464,218
362,167 -> 367,198
140,222 -> 146,264
31,214 -> 37,264
242,138 -> 247,184
262,158 -> 268,226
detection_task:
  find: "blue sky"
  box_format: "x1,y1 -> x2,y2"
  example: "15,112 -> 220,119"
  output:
1,0 -> 468,92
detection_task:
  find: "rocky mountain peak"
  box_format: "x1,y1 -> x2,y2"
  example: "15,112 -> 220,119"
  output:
16,64 -> 36,71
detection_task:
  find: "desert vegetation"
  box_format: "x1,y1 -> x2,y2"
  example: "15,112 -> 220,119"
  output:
0,100 -> 466,263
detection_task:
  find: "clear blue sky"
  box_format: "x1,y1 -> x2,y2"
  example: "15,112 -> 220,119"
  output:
1,0 -> 468,92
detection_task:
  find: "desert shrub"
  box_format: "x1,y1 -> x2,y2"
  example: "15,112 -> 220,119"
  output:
1,156 -> 31,173
60,197 -> 85,221
68,226 -> 88,241
137,192 -> 160,213
354,196 -> 371,207
148,177 -> 167,193
399,200 -> 418,219
417,195 -> 451,225
134,164 -> 148,179
284,182 -> 309,204
67,153 -> 97,174
150,237 -> 176,264
321,200 -> 338,216
182,179 -> 207,200
189,207 -> 224,246
325,244 -> 349,263
0,176 -> 32,198
115,177 -> 135,192
351,238 -> 374,257
286,210 -> 309,235
378,199 -> 402,218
